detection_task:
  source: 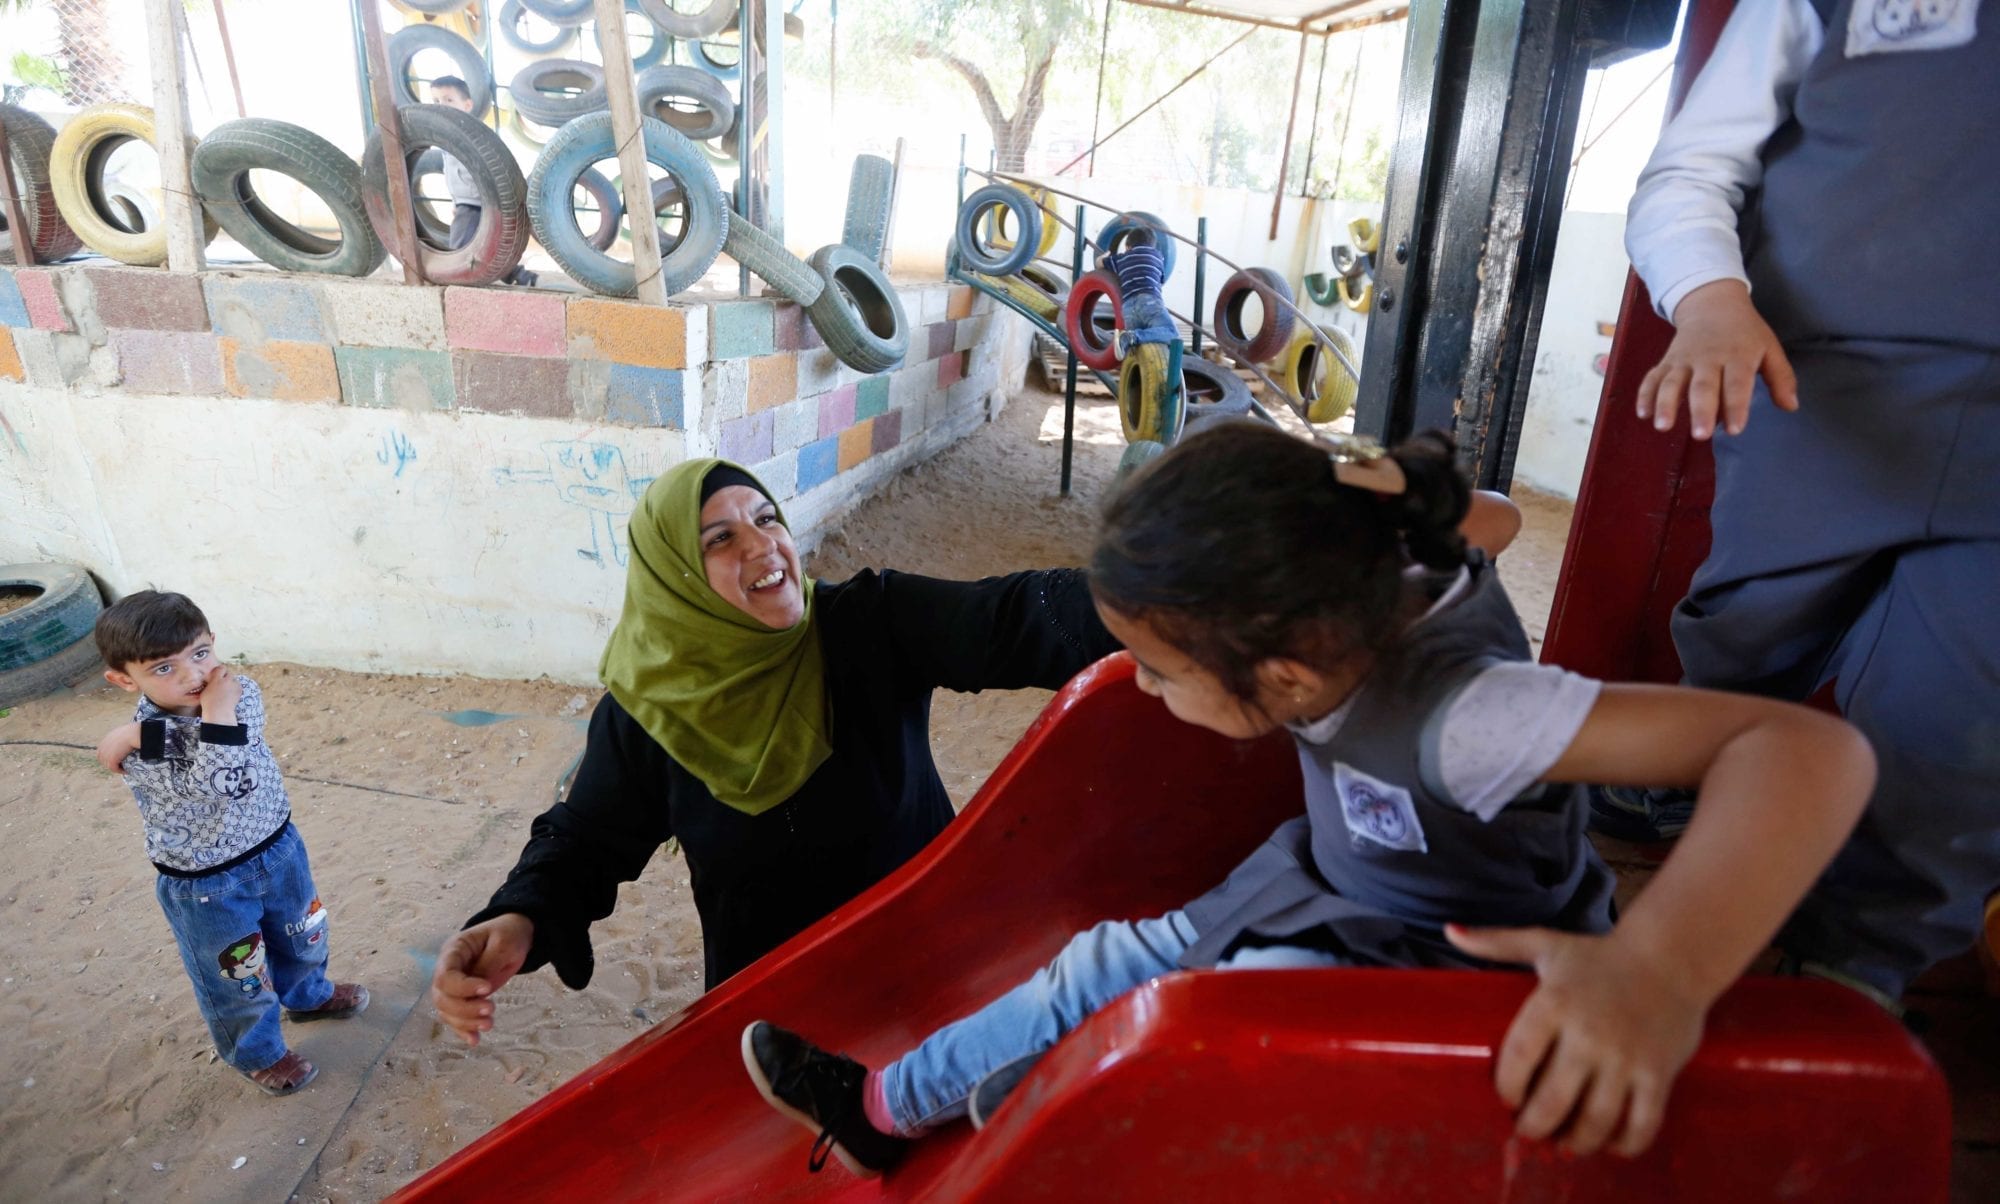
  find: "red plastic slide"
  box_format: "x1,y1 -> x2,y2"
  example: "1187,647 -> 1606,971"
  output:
392,655 -> 1948,1202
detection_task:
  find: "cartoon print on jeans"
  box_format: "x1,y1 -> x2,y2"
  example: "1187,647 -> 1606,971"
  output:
217,932 -> 272,996
209,765 -> 257,801
285,898 -> 329,947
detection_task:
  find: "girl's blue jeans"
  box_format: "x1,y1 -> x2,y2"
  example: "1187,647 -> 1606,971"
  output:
156,823 -> 336,1073
879,910 -> 1342,1133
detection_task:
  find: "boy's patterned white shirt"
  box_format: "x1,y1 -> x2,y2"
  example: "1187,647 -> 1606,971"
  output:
121,675 -> 291,873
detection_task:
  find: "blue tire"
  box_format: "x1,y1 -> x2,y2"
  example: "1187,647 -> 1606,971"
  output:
1096,210 -> 1175,281
520,0 -> 593,23
684,36 -> 741,82
955,184 -> 1038,276
526,111 -> 724,297
595,0 -> 671,70
806,243 -> 908,374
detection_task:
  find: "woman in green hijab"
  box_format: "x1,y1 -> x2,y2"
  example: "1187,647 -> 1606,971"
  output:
432,458 -> 1121,1040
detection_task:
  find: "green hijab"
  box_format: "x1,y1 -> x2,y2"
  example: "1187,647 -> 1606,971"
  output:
598,458 -> 831,815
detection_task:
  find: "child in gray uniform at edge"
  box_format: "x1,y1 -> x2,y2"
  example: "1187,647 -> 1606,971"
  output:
741,422 -> 1878,1178
93,591 -> 368,1096
1599,0 -> 1999,1003
428,76 -> 537,287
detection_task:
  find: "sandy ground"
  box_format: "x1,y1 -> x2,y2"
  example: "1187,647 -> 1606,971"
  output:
0,379 -> 1674,1204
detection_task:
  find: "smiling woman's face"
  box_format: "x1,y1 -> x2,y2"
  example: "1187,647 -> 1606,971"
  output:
698,485 -> 805,629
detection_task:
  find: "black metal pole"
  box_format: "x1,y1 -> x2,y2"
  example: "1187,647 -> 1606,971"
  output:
1061,202 -> 1085,496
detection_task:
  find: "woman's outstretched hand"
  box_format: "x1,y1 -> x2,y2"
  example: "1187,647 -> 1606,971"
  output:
1446,923 -> 1707,1158
433,912 -> 535,1046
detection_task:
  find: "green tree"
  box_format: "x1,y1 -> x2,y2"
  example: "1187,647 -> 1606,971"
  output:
894,0 -> 1092,172
0,0 -> 126,108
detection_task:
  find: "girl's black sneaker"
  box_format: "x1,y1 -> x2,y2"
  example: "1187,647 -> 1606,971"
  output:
741,1021 -> 910,1177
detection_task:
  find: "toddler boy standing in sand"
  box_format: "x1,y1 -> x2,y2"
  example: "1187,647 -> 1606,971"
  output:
93,590 -> 367,1095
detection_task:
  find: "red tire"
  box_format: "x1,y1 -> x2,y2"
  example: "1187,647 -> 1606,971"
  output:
1213,266 -> 1297,365
1064,268 -> 1124,372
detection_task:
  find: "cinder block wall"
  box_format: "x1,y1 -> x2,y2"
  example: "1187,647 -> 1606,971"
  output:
0,265 -> 1023,682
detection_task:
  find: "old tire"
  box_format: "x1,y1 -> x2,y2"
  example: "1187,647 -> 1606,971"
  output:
1115,439 -> 1165,481
49,103 -> 213,266
388,24 -> 492,119
1180,356 -> 1254,430
0,564 -> 103,674
636,64 -> 734,141
685,35 -> 741,81
1095,211 -> 1174,281
1213,266 -> 1297,365
191,118 -> 386,277
806,242 -> 907,374
597,0 -> 672,69
499,0 -> 576,52
637,0 -> 733,38
509,59 -> 607,128
991,185 -> 1060,260
1287,325 -> 1361,424
526,111 -> 724,297
408,146 -> 458,246
1118,341 -> 1181,444
575,166 -> 623,250
364,104 -> 529,286
840,154 -> 893,264
1063,268 -> 1123,372
724,210 -> 822,306
955,184 -> 1039,276
0,103 -> 82,263
520,0 -> 595,23
975,263 -> 1065,322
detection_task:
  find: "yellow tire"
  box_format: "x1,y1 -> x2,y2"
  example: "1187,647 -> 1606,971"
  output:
1337,274 -> 1373,314
49,103 -> 214,266
1119,341 -> 1178,444
974,270 -> 1061,321
1347,216 -> 1380,255
990,185 -> 1061,259
1285,325 -> 1360,425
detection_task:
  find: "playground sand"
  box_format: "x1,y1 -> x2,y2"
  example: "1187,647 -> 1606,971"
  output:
0,384 -> 1573,1202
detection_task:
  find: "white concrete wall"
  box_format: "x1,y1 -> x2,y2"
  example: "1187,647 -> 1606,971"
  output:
3,388 -> 678,682
1516,210 -> 1629,499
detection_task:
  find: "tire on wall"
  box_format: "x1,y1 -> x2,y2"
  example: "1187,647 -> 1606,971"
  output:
954,184 -> 1039,276
191,118 -> 386,277
509,59 -> 607,128
1118,341 -> 1182,444
499,0 -> 577,53
0,103 -> 82,264
574,166 -> 623,251
684,35 -> 741,82
49,103 -> 215,266
596,0 -> 672,70
396,0 -> 473,12
840,153 -> 893,264
805,242 -> 908,374
1213,266 -> 1297,365
635,65 -> 734,141
974,264 -> 1065,322
387,24 -> 493,119
520,0 -> 595,24
363,104 -> 529,286
638,0 -> 733,38
723,211 -> 823,307
526,111 -> 724,297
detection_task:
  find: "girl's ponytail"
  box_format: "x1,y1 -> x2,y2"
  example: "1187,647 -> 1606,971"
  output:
1384,431 -> 1470,571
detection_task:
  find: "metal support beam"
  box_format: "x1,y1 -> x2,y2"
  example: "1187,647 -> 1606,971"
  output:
212,0 -> 247,119
598,0 -> 667,303
358,0 -> 426,285
143,0 -> 206,272
1053,27 -> 1255,177
1117,0 -> 1409,36
1269,32 -> 1310,240
1351,0 -> 1599,489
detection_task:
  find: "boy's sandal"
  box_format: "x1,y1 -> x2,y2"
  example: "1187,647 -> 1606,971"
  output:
286,982 -> 370,1022
245,1051 -> 318,1096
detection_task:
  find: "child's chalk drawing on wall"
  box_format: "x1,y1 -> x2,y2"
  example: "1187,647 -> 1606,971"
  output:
492,440 -> 659,568
377,429 -> 417,478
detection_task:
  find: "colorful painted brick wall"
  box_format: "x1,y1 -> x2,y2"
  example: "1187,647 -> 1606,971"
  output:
0,265 -> 1019,682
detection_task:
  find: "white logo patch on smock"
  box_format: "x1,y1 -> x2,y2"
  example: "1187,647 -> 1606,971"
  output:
1847,0 -> 1978,57
1335,763 -> 1428,854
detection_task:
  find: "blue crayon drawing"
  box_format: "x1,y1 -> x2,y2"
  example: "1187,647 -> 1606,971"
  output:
492,440 -> 657,568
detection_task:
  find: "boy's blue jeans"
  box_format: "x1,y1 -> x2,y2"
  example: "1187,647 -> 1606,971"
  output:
156,823 -> 336,1073
879,910 -> 1342,1133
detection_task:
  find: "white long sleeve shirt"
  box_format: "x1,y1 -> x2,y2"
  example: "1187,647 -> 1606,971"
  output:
1622,0 -> 1825,321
